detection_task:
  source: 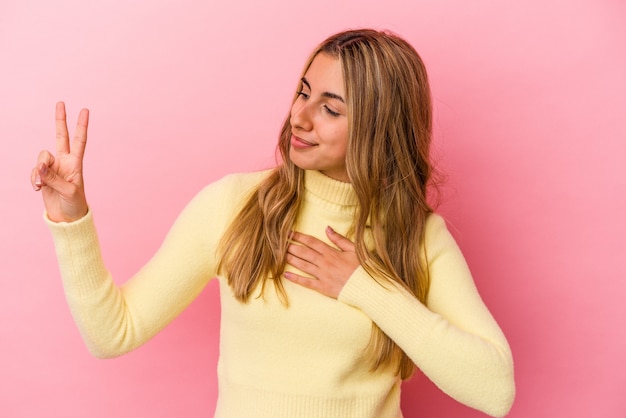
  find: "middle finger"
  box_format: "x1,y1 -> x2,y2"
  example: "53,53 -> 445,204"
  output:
287,243 -> 321,266
55,102 -> 70,155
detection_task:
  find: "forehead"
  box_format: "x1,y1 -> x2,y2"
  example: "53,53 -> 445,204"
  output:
303,53 -> 345,95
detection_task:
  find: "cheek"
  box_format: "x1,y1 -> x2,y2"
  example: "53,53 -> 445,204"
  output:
329,131 -> 349,163
334,125 -> 349,150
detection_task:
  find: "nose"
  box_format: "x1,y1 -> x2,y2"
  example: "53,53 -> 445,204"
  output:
291,100 -> 313,132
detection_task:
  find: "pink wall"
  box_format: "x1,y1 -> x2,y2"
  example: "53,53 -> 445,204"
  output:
2,0 -> 625,416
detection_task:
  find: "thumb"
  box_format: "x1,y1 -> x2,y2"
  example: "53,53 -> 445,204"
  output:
37,161 -> 70,194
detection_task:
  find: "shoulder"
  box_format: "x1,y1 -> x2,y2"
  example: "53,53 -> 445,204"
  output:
423,213 -> 463,261
424,212 -> 447,234
424,213 -> 453,244
209,169 -> 273,191
218,169 -> 274,189
177,169 -> 273,220
195,169 -> 273,201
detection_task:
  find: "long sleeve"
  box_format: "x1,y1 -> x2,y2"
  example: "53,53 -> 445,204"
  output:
45,169 -> 515,417
46,175 -> 245,358
338,214 -> 515,417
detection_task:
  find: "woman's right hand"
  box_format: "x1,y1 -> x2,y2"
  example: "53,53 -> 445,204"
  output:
31,102 -> 90,223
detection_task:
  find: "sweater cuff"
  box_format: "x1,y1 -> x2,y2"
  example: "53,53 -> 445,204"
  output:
43,207 -> 91,227
338,266 -> 436,342
45,208 -> 110,294
338,266 -> 386,307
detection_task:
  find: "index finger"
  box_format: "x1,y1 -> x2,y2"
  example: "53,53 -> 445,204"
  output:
55,102 -> 70,154
290,231 -> 329,253
325,226 -> 355,252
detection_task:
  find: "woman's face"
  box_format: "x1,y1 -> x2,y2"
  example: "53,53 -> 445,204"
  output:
289,53 -> 350,182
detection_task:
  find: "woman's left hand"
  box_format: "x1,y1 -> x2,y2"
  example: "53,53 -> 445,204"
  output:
284,227 -> 361,299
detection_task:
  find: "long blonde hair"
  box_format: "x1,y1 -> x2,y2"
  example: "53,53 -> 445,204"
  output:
218,29 -> 434,379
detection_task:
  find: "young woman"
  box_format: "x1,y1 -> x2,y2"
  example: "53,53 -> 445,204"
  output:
31,29 -> 515,417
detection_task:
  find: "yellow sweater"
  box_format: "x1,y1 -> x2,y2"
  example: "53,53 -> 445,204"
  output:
47,169 -> 515,418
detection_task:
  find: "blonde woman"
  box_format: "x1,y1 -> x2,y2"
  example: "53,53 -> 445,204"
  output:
31,29 -> 515,417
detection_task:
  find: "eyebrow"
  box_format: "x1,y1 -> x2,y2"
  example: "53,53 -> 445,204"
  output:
301,77 -> 345,103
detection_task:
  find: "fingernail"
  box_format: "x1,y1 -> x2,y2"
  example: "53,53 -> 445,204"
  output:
326,226 -> 334,233
39,163 -> 48,176
34,175 -> 42,188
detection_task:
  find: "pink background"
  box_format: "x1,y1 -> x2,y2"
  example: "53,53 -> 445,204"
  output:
2,0 -> 625,417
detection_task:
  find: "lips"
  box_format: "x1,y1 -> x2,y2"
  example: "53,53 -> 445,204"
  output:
291,135 -> 318,149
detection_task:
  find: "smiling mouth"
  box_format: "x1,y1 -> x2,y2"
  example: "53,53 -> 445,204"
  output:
291,135 -> 318,148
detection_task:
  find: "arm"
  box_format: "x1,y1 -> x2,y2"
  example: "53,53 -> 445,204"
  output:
285,215 -> 515,417
46,183 -> 226,358
338,215 -> 515,417
32,103 -> 228,358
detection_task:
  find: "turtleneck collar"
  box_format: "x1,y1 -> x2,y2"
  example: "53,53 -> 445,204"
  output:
304,170 -> 358,207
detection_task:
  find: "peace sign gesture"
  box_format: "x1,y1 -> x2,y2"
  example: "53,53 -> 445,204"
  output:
31,102 -> 90,223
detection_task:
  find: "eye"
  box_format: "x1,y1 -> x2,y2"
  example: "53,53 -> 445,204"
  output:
324,105 -> 340,117
297,90 -> 310,99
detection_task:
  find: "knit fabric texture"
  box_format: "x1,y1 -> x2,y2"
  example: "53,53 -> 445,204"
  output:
47,169 -> 515,417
